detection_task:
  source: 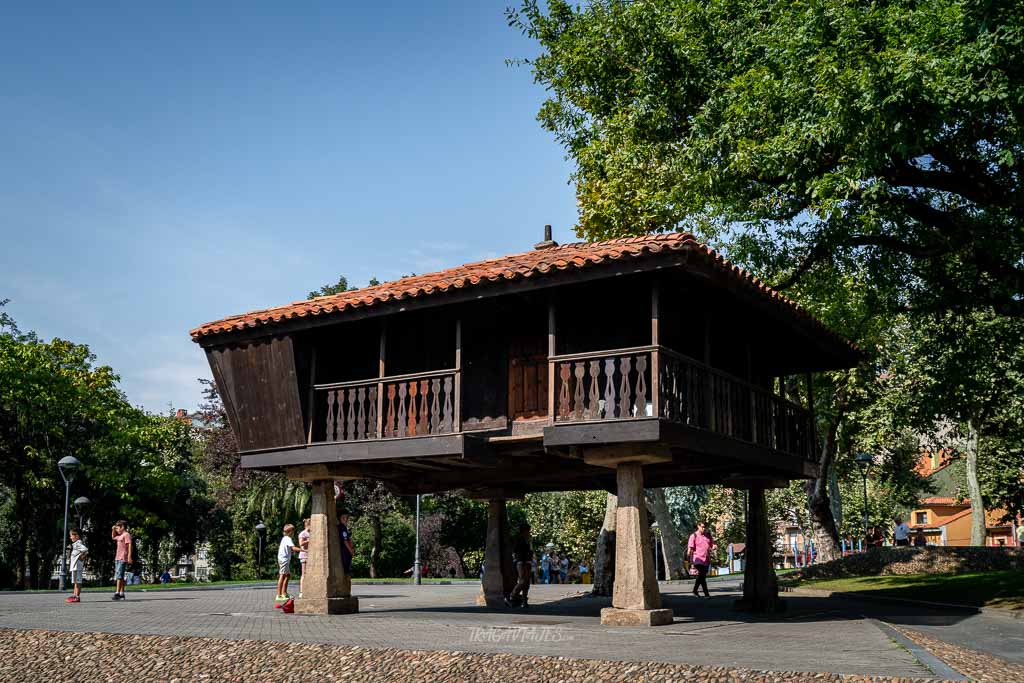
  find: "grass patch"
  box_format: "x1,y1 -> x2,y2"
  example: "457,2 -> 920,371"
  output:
792,570 -> 1024,610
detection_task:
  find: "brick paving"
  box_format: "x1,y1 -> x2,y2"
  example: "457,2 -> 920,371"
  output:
0,581 -> 941,678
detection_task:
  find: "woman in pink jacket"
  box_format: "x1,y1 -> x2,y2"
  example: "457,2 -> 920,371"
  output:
687,521 -> 716,598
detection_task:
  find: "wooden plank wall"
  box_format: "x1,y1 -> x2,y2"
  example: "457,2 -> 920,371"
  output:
206,335 -> 306,451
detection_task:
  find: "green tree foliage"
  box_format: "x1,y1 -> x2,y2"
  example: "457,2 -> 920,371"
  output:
308,275 -> 350,299
519,490 -> 607,561
512,0 -> 1024,316
349,511 -> 416,578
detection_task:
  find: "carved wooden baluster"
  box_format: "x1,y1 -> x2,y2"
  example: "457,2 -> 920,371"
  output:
618,356 -> 632,418
572,362 -> 585,420
634,355 -> 647,417
346,388 -> 356,441
325,390 -> 336,441
418,380 -> 429,434
558,363 -> 572,419
442,376 -> 453,433
397,383 -> 408,437
407,380 -> 419,436
430,378 -> 441,433
387,384 -> 397,437
603,358 -> 616,418
587,360 -> 601,419
368,386 -> 378,438
357,387 -> 367,440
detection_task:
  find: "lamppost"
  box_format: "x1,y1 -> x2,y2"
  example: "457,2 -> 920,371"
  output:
57,456 -> 81,591
73,496 -> 91,530
855,452 -> 873,543
255,522 -> 266,580
413,494 -> 421,585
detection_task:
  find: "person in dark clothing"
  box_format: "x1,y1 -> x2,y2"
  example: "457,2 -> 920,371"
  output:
338,511 -> 353,575
506,524 -> 533,609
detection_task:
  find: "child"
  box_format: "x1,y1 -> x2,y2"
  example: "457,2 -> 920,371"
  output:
65,528 -> 88,603
298,518 -> 311,598
111,520 -> 133,601
276,523 -> 302,601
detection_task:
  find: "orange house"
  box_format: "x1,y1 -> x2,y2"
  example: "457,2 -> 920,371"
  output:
910,497 -> 1016,547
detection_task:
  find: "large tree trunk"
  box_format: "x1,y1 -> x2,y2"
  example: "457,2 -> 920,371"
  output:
965,419 -> 987,546
592,493 -> 617,596
804,413 -> 844,563
369,514 -> 382,578
646,488 -> 685,579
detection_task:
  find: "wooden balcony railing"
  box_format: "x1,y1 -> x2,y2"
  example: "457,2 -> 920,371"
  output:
311,368 -> 460,443
550,346 -> 815,461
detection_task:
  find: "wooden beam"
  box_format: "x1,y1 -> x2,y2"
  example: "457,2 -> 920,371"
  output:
547,299 -> 556,423
454,318 -> 462,432
286,463 -> 365,481
306,347 -> 317,445
376,322 -> 386,437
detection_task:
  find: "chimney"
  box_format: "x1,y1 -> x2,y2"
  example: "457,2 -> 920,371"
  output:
534,224 -> 558,250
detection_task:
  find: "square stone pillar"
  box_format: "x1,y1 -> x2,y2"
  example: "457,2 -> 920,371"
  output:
295,479 -> 359,615
600,462 -> 673,626
476,498 -> 516,607
735,485 -> 782,613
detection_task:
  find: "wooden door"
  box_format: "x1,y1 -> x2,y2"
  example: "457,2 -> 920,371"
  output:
508,335 -> 548,420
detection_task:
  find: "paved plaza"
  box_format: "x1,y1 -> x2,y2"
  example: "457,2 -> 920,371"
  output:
3,577 -> 1021,680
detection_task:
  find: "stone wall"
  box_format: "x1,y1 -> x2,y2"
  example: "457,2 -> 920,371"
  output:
797,546 -> 1024,580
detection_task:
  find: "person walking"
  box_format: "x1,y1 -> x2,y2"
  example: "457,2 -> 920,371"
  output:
337,511 -> 353,576
686,521 -> 716,598
893,517 -> 911,547
506,524 -> 534,609
111,520 -> 133,601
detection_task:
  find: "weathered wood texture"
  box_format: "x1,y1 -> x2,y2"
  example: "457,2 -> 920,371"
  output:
206,335 -> 305,451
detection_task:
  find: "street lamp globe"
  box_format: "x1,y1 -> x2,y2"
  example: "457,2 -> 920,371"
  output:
58,455 -> 81,483
74,496 -> 91,508
854,452 -> 873,468
255,523 -> 266,532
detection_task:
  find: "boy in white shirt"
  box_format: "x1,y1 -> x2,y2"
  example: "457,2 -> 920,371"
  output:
276,524 -> 302,601
65,528 -> 88,603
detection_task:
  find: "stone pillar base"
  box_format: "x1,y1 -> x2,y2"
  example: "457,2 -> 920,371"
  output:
475,591 -> 506,608
600,607 -> 673,627
295,596 -> 359,615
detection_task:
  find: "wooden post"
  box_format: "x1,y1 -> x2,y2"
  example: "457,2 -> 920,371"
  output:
454,319 -> 462,432
547,301 -> 556,423
376,323 -> 386,438
805,372 -> 816,460
746,343 -> 755,444
475,498 -> 515,608
650,283 -> 660,419
306,347 -> 318,444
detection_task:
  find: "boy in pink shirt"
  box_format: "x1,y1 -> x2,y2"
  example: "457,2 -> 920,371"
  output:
111,520 -> 133,601
687,521 -> 716,598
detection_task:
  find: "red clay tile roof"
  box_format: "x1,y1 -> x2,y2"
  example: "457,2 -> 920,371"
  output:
920,497 -> 965,506
190,232 -> 857,351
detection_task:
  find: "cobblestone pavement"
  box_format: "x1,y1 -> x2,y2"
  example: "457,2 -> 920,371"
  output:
894,626 -> 1024,683
0,628 -> 960,683
0,581 -> 944,678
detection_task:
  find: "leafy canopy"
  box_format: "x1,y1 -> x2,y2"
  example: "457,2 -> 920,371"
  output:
511,0 -> 1024,316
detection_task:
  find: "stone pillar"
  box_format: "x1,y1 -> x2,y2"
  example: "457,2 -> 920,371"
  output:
476,498 -> 516,607
735,485 -> 782,612
600,463 -> 673,626
295,480 -> 359,615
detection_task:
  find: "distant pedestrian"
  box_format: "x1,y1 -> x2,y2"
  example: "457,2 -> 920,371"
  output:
506,523 -> 533,609
558,554 -> 569,583
298,518 -> 311,598
872,526 -> 885,548
65,528 -> 87,604
160,570 -> 171,584
111,520 -> 133,601
687,521 -> 716,598
276,523 -> 301,601
579,559 -> 590,584
893,517 -> 911,547
913,528 -> 927,547
337,511 -> 353,576
541,545 -> 553,584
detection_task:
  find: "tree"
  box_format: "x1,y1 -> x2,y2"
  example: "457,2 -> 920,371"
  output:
308,276 -> 350,299
511,0 -> 1024,317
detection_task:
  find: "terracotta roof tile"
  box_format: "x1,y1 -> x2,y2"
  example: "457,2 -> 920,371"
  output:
190,232 -> 856,352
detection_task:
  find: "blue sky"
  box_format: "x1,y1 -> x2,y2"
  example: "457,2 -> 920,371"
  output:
0,2 -> 578,413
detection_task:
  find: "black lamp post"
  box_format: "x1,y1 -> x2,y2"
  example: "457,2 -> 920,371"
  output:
255,522 -> 266,579
73,496 -> 92,530
855,452 -> 873,543
57,456 -> 81,591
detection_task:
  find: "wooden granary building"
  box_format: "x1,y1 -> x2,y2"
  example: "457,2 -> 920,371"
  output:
192,231 -> 858,623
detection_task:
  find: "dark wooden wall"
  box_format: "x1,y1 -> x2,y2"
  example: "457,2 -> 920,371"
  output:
460,302 -> 512,431
206,335 -> 306,452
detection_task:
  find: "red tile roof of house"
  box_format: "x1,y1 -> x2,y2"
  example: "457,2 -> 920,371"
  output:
919,497 -> 965,506
190,232 -> 857,349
